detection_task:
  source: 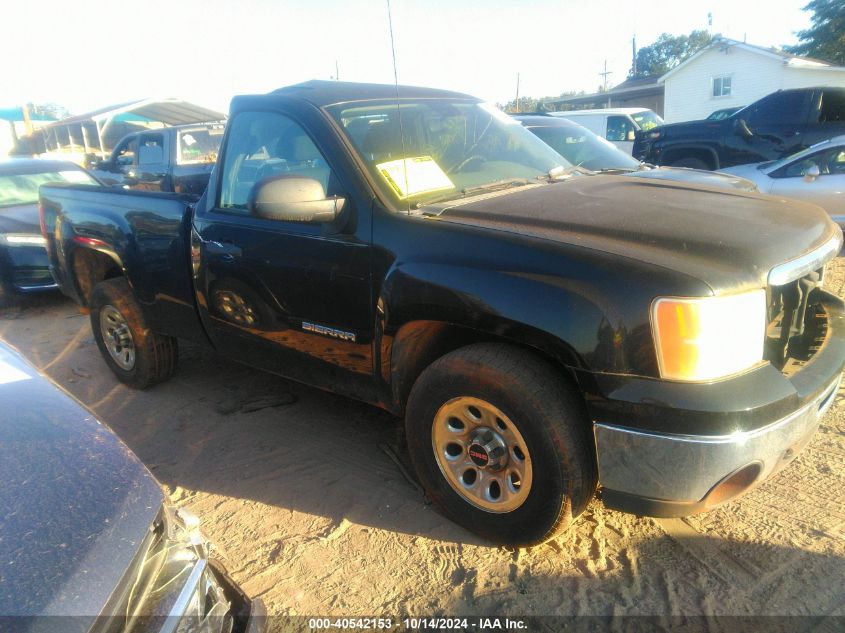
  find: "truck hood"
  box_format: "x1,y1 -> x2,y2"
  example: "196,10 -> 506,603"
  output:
623,166 -> 757,191
0,202 -> 41,235
0,342 -> 164,621
650,119 -> 713,135
427,175 -> 838,293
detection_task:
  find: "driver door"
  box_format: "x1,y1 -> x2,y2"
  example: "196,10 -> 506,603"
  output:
192,109 -> 375,400
605,116 -> 636,154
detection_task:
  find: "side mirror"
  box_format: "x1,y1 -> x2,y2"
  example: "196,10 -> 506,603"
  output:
734,118 -> 754,139
248,176 -> 345,223
804,164 -> 821,182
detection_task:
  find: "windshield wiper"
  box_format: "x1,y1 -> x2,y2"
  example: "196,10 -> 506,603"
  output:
595,167 -> 637,174
414,178 -> 532,208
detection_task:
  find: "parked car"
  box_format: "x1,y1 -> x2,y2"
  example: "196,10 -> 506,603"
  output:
721,135 -> 845,230
41,80 -> 845,547
514,114 -> 757,191
0,158 -> 100,307
707,106 -> 744,120
91,123 -> 225,194
634,87 -> 845,170
0,339 -> 264,631
550,107 -> 664,153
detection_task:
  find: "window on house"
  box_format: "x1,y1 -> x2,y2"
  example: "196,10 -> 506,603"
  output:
713,76 -> 732,98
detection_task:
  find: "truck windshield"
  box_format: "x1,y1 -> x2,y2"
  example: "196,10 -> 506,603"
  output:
0,169 -> 97,207
630,110 -> 663,131
527,125 -> 641,171
326,99 -> 567,208
178,127 -> 224,165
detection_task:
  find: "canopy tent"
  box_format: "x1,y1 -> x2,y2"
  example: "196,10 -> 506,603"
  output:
19,98 -> 226,162
55,98 -> 226,127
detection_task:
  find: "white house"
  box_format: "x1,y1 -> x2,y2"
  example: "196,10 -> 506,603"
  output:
660,38 -> 845,123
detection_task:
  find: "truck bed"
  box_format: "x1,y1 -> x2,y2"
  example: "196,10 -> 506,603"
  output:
40,184 -> 207,343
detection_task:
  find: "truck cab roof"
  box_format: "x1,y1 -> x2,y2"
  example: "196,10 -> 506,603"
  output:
269,79 -> 477,107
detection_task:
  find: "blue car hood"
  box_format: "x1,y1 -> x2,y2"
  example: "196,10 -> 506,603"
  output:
0,342 -> 163,621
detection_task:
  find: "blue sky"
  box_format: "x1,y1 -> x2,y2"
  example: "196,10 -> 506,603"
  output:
0,0 -> 813,115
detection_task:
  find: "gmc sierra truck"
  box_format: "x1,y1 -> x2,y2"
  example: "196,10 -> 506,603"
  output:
40,80 -> 845,547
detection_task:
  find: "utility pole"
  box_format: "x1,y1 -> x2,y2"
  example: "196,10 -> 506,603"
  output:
631,36 -> 637,76
599,60 -> 612,92
336,60 -> 340,81
514,73 -> 520,113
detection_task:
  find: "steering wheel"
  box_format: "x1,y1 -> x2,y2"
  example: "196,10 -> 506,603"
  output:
448,154 -> 487,174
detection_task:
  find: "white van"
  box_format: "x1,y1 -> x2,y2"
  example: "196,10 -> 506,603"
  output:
550,108 -> 663,154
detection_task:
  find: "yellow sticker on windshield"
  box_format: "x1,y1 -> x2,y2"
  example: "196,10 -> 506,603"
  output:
376,156 -> 455,199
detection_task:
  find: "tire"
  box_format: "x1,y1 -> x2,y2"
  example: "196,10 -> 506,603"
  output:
670,156 -> 710,170
90,278 -> 178,389
405,343 -> 597,546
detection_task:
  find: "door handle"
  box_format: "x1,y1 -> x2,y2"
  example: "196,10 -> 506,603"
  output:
205,240 -> 242,259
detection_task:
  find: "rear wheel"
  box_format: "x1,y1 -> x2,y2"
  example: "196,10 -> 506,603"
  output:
405,343 -> 597,546
670,156 -> 710,170
90,278 -> 178,388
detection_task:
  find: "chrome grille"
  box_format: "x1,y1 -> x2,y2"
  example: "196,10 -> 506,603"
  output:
764,266 -> 828,372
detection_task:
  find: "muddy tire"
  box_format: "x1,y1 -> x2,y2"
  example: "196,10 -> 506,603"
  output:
90,278 -> 178,389
405,343 -> 597,546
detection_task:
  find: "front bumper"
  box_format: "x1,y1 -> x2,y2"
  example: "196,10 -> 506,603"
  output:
589,290 -> 845,517
103,506 -> 265,633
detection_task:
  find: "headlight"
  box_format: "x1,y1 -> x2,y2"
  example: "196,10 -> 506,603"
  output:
0,233 -> 47,247
651,290 -> 766,381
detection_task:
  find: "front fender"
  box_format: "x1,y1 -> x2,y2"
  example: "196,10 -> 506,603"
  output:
379,261 -> 635,376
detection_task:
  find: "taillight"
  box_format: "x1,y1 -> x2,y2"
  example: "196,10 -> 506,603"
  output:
39,203 -> 48,239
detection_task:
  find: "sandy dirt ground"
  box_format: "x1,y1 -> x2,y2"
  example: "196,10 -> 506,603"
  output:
2,261 -> 845,631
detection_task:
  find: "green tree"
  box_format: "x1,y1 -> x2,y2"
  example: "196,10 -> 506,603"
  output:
501,96 -> 542,113
631,30 -> 712,78
786,0 -> 845,64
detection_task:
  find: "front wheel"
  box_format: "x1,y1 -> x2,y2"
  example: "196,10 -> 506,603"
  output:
90,278 -> 178,389
405,343 -> 597,546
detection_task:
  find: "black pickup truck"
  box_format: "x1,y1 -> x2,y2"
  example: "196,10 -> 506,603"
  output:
634,87 -> 845,170
91,123 -> 225,194
40,80 -> 845,546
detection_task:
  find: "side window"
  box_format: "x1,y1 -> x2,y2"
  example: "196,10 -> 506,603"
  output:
606,116 -> 635,142
777,147 -> 845,178
746,91 -> 809,126
818,90 -> 845,123
219,111 -> 333,213
114,137 -> 137,166
828,149 -> 845,174
138,134 -> 164,165
712,76 -> 732,98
